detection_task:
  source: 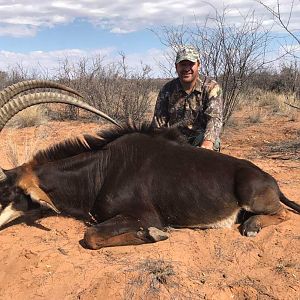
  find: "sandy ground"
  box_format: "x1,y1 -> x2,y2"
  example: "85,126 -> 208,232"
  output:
0,111 -> 299,300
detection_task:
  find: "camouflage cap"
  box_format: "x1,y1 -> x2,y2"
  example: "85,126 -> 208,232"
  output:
175,45 -> 200,64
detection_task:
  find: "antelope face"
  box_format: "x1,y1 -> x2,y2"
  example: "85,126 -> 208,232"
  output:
0,172 -> 40,229
0,181 -> 30,228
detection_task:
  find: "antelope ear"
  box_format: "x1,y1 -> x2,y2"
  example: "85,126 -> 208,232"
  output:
27,187 -> 60,214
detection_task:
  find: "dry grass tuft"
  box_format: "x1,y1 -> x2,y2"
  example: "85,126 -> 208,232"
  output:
139,258 -> 175,288
247,108 -> 267,124
239,89 -> 300,123
6,105 -> 48,129
5,127 -> 49,167
242,89 -> 280,113
124,258 -> 176,299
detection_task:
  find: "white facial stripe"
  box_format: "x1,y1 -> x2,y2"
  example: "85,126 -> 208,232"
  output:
0,203 -> 24,228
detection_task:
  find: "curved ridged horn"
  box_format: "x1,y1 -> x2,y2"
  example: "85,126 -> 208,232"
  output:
0,168 -> 7,182
0,80 -> 84,106
0,92 -> 121,132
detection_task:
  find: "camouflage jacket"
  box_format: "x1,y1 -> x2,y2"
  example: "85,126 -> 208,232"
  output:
152,77 -> 223,144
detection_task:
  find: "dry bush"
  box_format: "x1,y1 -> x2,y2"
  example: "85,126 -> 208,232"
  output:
239,88 -> 300,117
6,105 -> 48,129
224,117 -> 240,128
248,108 -> 267,124
287,112 -> 299,122
54,55 -> 157,123
0,57 -> 159,125
224,88 -> 299,127
247,82 -> 278,116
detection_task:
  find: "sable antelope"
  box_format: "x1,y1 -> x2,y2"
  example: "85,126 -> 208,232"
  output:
0,81 -> 299,250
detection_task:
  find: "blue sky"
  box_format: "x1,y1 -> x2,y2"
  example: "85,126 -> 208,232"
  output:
0,0 -> 299,77
1,20 -> 162,53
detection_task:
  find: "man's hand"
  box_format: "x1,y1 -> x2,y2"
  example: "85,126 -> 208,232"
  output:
153,116 -> 168,128
200,140 -> 214,150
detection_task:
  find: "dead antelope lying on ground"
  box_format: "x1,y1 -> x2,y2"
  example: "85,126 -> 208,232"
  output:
0,81 -> 299,250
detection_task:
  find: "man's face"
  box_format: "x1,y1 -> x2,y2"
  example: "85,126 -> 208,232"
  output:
176,60 -> 199,84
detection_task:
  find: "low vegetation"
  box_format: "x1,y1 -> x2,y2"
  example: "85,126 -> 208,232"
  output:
0,57 -> 299,131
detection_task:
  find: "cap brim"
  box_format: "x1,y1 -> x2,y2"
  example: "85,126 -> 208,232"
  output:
176,57 -> 198,64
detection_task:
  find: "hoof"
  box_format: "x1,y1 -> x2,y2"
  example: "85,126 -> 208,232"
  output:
84,227 -> 103,250
241,218 -> 261,237
244,231 -> 258,237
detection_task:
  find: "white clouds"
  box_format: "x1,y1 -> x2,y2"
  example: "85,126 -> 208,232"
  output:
0,0 -> 299,37
0,24 -> 37,37
110,27 -> 135,34
0,0 -> 298,77
0,48 -> 111,73
0,47 -> 164,77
